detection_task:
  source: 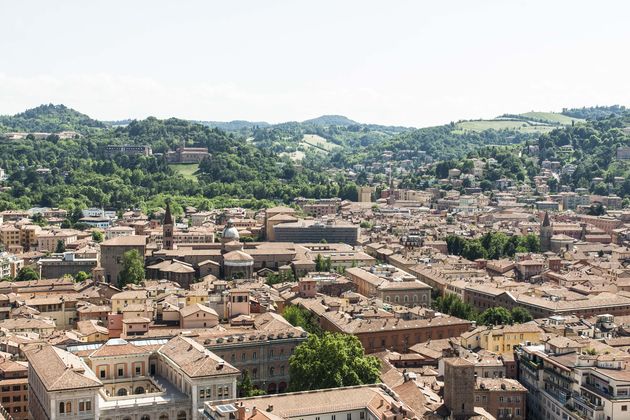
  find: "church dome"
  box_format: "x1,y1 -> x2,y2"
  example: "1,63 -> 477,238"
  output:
222,219 -> 240,240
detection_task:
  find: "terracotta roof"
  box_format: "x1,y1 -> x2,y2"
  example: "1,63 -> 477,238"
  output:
25,345 -> 101,391
90,338 -> 150,357
158,335 -> 239,378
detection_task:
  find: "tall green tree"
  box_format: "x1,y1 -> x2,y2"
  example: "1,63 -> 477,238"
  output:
117,249 -> 145,288
55,240 -> 66,253
15,266 -> 40,281
478,307 -> 513,326
237,371 -> 265,397
511,307 -> 533,324
289,333 -> 380,391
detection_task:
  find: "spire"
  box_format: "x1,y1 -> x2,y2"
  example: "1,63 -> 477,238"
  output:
542,211 -> 550,227
164,202 -> 173,226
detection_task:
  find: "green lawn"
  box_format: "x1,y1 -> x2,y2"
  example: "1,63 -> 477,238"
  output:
519,112 -> 583,125
169,163 -> 199,181
455,120 -> 555,133
300,134 -> 340,152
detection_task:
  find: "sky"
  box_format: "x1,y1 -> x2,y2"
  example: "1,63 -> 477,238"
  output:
0,0 -> 629,127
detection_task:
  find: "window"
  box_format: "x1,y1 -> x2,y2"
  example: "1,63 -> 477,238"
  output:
332,416 -> 336,420
12,385 -> 20,391
118,368 -> 124,377
1,397 -> 9,403
623,406 -> 628,412
12,396 -> 20,402
360,413 -> 365,420
135,366 -> 141,375
65,402 -> 72,414
200,389 -> 205,399
347,414 -> 352,420
253,352 -> 257,360
242,353 -> 246,361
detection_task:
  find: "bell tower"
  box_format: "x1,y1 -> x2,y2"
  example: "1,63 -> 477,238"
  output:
163,202 -> 174,250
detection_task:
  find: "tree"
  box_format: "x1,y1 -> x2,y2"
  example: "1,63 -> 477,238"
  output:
15,266 -> 39,281
288,333 -> 380,391
432,294 -> 476,321
117,249 -> 145,288
237,371 -> 265,397
478,307 -> 513,326
511,307 -> 533,324
283,305 -> 321,335
75,271 -> 90,282
55,240 -> 66,253
92,231 -> 104,243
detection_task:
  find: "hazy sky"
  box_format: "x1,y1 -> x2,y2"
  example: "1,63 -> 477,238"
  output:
1,1 -> 628,127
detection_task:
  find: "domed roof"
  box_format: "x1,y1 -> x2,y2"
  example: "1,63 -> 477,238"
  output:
222,219 -> 240,240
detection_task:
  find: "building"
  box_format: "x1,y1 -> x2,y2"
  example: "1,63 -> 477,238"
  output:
103,144 -> 153,157
443,357 -> 476,419
100,235 -> 147,284
345,266 -> 432,307
38,252 -> 98,279
0,253 -> 23,280
357,186 -> 373,203
272,219 -> 359,245
0,357 -> 29,420
474,378 -> 526,420
202,384 -> 415,420
26,336 -> 240,420
37,230 -> 78,253
460,323 -> 543,355
540,211 -> 553,252
167,147 -> 209,163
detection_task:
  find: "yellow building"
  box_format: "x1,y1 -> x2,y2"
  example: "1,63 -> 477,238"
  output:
461,323 -> 543,355
111,290 -> 149,313
0,225 -> 20,249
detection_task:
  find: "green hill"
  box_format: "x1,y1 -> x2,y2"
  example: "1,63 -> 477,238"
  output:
0,104 -> 106,133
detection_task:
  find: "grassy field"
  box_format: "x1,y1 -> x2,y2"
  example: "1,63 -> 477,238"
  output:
519,112 -> 583,125
454,120 -> 556,134
300,134 -> 340,152
169,163 -> 199,181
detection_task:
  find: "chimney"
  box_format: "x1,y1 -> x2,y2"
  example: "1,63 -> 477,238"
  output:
237,402 -> 246,420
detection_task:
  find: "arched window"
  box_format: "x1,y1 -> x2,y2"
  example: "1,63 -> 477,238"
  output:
65,402 -> 72,414
159,414 -> 169,420
177,412 -> 187,420
59,402 -> 65,414
385,296 -> 391,302
422,294 -> 427,301
413,295 -> 418,302
403,295 -> 409,303
135,386 -> 145,394
117,388 -> 128,396
394,296 -> 400,303
141,416 -> 151,420
269,367 -> 275,377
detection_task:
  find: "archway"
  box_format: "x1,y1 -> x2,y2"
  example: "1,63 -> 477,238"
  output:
141,416 -> 151,420
267,383 -> 277,394
117,388 -> 128,396
177,411 -> 187,420
135,386 -> 145,394
159,414 -> 169,420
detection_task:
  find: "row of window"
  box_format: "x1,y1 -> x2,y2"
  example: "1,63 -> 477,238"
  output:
306,412 -> 366,420
383,294 -> 428,303
220,348 -> 295,363
199,385 -> 231,400
0,385 -> 27,392
1,395 -> 26,403
58,400 -> 92,415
